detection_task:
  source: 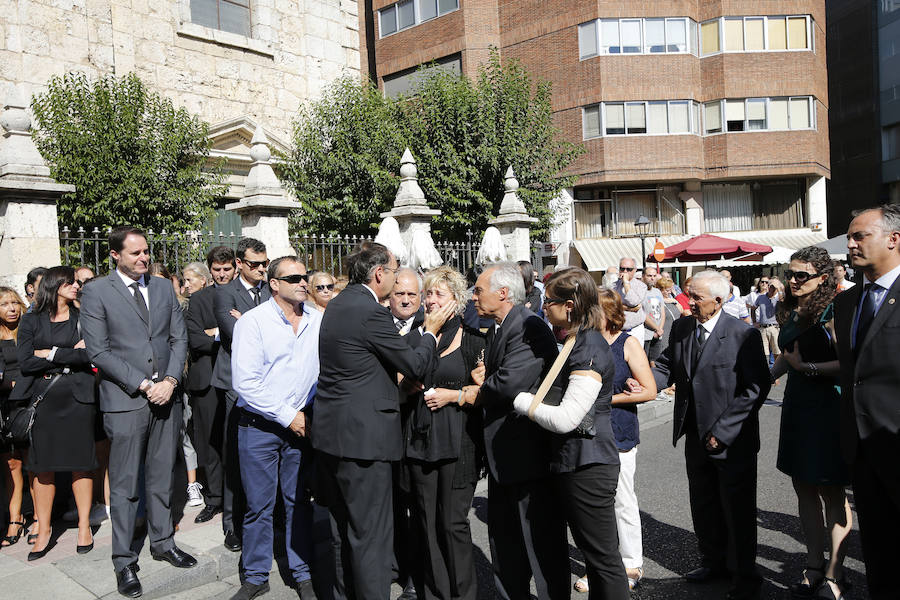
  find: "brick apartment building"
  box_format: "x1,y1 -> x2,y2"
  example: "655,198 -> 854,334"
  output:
359,0 -> 830,277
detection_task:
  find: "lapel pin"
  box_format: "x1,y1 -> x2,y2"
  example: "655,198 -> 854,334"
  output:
890,298 -> 896,305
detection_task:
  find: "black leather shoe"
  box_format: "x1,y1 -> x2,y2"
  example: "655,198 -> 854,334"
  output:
27,540 -> 55,561
224,530 -> 242,552
684,565 -> 729,583
229,581 -> 270,600
151,546 -> 198,568
194,505 -> 223,523
296,579 -> 317,600
116,564 -> 143,598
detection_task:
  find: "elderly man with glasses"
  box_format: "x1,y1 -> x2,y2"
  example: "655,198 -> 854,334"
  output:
613,257 -> 648,343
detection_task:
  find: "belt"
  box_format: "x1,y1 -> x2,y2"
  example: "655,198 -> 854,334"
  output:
758,323 -> 777,328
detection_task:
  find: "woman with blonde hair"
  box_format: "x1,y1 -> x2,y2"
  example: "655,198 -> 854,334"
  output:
0,287 -> 30,548
308,271 -> 336,312
407,265 -> 487,600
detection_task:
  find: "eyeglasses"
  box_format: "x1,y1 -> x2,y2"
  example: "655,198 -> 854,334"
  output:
315,283 -> 335,292
784,270 -> 820,284
76,278 -> 93,287
274,274 -> 308,284
383,265 -> 401,275
544,297 -> 567,306
620,267 -> 635,272
244,259 -> 269,269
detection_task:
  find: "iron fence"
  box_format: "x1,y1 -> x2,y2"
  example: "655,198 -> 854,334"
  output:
60,227 -> 483,276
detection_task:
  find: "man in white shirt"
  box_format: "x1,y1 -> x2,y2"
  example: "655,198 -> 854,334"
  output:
835,263 -> 856,293
614,257 -> 648,342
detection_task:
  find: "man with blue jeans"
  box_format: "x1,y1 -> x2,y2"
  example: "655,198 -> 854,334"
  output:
230,256 -> 322,600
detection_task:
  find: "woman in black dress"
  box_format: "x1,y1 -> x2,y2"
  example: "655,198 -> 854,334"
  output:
0,287 -> 29,547
408,265 -> 486,600
13,266 -> 97,559
513,267 -> 629,600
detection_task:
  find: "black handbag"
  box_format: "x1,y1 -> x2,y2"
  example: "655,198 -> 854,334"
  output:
1,373 -> 62,443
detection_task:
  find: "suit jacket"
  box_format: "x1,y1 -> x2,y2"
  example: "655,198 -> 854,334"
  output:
479,304 -> 559,484
210,277 -> 270,390
834,274 -> 900,468
11,308 -> 95,404
185,286 -> 219,392
653,311 -> 770,459
80,272 -> 188,413
313,283 -> 438,461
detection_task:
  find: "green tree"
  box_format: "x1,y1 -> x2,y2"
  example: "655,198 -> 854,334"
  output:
31,72 -> 227,234
282,49 -> 583,239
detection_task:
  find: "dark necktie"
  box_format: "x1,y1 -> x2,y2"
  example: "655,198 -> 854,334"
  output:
250,287 -> 261,306
130,282 -> 149,323
692,324 -> 707,367
855,283 -> 878,351
396,319 -> 406,332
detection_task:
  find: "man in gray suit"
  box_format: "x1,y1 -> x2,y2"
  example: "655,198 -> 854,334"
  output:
80,226 -> 196,598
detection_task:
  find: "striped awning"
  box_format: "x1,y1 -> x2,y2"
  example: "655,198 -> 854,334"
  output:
572,228 -> 827,272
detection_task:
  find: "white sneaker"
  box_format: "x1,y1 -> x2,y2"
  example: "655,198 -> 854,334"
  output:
89,503 -> 109,526
186,482 -> 204,507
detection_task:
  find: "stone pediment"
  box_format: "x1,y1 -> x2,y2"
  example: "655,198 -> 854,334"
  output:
207,116 -> 290,164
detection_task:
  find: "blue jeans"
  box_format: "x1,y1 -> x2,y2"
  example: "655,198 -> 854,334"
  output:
238,417 -> 313,585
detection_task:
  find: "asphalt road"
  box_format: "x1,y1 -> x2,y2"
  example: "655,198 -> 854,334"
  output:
458,383 -> 869,600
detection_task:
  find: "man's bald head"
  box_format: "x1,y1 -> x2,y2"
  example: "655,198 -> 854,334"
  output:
390,268 -> 422,321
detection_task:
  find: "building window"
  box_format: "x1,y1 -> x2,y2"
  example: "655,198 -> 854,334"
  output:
379,0 -> 459,37
190,0 -> 250,37
703,181 -> 805,232
701,15 -> 813,55
578,17 -> 697,59
884,124 -> 900,161
703,97 -> 815,135
583,100 -> 702,139
382,54 -> 462,98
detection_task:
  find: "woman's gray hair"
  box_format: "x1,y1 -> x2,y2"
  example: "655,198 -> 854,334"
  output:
692,269 -> 729,300
488,262 -> 525,305
423,266 -> 468,316
182,261 -> 211,283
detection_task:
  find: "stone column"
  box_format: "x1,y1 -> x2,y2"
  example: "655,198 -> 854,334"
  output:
225,126 -> 299,259
680,181 -> 704,236
0,84 -> 74,293
380,148 -> 440,265
488,166 -> 537,262
806,176 -> 827,233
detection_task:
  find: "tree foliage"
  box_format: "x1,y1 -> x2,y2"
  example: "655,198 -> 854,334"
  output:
31,71 -> 227,234
282,50 -> 584,239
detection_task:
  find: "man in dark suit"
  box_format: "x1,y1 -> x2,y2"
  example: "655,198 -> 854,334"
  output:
210,238 -> 270,552
652,270 -> 770,600
834,205 -> 900,599
185,246 -> 236,526
314,243 -> 455,600
470,262 -> 568,600
80,226 -> 196,598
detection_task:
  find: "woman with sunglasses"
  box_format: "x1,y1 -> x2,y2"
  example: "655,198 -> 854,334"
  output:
512,267 -> 630,600
770,247 -> 850,600
12,266 -> 97,559
308,272 -> 336,312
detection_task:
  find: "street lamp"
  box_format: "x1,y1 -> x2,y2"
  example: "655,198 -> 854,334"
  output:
634,215 -> 651,270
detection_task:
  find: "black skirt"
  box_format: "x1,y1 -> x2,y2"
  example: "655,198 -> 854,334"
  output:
27,375 -> 98,472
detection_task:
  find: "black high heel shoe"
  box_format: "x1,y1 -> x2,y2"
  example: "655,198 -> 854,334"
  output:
1,519 -> 26,547
790,564 -> 825,598
816,576 -> 846,600
26,519 -> 38,545
27,539 -> 55,561
76,532 -> 94,554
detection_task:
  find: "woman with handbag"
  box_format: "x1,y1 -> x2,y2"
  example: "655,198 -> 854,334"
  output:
0,287 -> 30,548
12,266 -> 97,560
512,267 -> 630,600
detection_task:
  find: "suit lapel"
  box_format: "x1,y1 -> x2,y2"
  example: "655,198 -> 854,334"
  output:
858,275 -> 900,354
694,314 -> 726,372
835,287 -> 860,358
683,316 -> 697,378
108,272 -> 149,326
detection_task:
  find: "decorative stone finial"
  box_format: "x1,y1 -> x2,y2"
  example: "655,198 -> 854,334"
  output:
498,165 -> 527,215
249,126 -> 271,163
0,84 -> 53,180
0,85 -> 31,135
394,147 -> 426,208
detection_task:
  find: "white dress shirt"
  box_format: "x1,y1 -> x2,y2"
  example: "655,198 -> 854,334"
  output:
116,269 -> 150,309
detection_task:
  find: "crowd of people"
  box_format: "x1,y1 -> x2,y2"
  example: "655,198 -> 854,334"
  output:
1,204 -> 899,600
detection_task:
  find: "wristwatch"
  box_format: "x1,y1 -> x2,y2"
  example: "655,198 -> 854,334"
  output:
164,375 -> 179,386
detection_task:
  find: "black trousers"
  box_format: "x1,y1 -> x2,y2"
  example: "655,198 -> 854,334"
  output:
556,463 -> 628,600
852,444 -> 900,600
487,475 -> 570,600
684,427 -> 759,584
189,386 -> 222,508
216,388 -> 245,534
392,460 -> 417,588
409,459 -> 477,600
319,452 -> 393,600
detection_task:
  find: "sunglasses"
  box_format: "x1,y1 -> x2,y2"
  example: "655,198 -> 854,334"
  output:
315,283 -> 335,292
784,270 -> 820,284
620,267 -> 635,272
274,274 -> 308,284
76,278 -> 93,287
544,296 -> 567,306
243,259 -> 269,269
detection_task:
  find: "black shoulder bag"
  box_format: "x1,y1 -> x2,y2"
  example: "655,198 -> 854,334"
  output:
1,374 -> 62,443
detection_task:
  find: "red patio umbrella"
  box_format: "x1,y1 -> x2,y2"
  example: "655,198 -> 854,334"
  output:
647,234 -> 773,263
